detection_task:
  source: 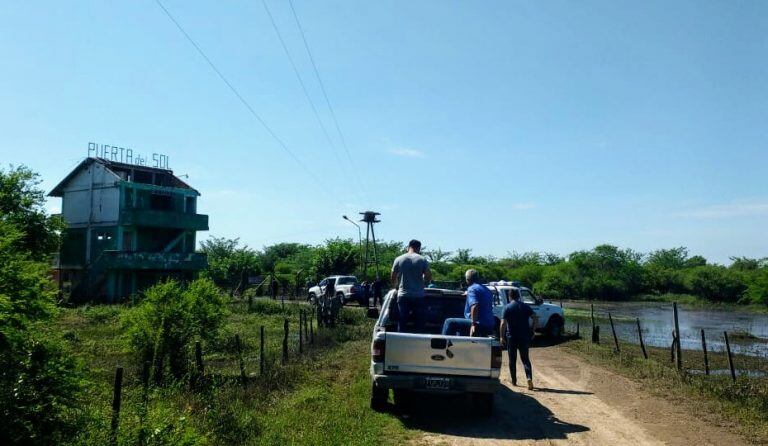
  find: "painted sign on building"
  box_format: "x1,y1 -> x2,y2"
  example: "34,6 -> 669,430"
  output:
88,142 -> 170,169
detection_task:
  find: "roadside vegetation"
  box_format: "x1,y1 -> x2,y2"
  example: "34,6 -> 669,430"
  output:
3,163 -> 767,443
53,298 -> 409,445
562,335 -> 768,442
204,235 -> 768,307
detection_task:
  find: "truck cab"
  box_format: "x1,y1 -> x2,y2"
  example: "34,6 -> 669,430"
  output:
486,281 -> 565,339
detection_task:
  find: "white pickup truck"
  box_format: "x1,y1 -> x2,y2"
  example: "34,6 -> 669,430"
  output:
368,288 -> 502,414
486,281 -> 565,339
307,275 -> 361,305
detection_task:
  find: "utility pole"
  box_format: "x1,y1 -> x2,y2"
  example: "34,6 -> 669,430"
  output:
342,215 -> 363,279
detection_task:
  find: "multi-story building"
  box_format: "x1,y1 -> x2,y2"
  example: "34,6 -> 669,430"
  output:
49,157 -> 208,302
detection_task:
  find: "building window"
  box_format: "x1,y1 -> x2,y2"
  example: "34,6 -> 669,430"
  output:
185,196 -> 196,214
150,192 -> 173,211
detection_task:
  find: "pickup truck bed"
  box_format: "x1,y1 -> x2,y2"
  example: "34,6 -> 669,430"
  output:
369,289 -> 502,413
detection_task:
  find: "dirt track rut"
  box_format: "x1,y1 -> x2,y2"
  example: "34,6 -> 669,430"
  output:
409,345 -> 746,445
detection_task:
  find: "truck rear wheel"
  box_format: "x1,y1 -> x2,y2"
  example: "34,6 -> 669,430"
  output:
393,389 -> 414,411
473,392 -> 494,415
370,382 -> 388,411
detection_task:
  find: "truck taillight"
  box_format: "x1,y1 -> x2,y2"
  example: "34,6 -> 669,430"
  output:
372,339 -> 385,363
491,345 -> 502,369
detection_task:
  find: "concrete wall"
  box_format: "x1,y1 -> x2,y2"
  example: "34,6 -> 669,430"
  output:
61,162 -> 121,224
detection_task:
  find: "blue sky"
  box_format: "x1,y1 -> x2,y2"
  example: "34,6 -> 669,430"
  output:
1,1 -> 766,263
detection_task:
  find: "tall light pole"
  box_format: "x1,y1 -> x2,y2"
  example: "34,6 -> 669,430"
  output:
342,215 -> 363,278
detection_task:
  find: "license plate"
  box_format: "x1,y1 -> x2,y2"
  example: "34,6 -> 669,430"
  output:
424,377 -> 450,390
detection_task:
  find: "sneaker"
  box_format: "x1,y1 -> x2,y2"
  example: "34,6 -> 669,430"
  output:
527,379 -> 534,390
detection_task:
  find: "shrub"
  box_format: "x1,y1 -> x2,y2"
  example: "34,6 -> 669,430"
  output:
744,268 -> 768,305
684,265 -> 747,302
0,219 -> 84,444
125,278 -> 228,382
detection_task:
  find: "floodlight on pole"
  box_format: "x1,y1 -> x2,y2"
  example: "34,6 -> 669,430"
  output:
359,211 -> 381,280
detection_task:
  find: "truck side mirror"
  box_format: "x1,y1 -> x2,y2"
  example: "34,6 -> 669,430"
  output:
366,307 -> 380,319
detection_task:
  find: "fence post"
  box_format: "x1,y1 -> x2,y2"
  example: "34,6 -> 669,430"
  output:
195,341 -> 204,377
700,329 -> 709,375
724,331 -> 736,382
110,367 -> 124,446
310,317 -> 314,344
590,303 -> 599,344
636,318 -> 648,360
608,313 -> 620,353
138,361 -> 150,446
304,309 -> 309,342
670,330 -> 677,363
673,303 -> 682,370
260,326 -> 265,376
575,322 -> 580,338
282,318 -> 289,365
235,334 -> 246,387
298,311 -> 304,355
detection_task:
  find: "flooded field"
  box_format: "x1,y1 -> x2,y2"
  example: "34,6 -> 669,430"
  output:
562,300 -> 768,357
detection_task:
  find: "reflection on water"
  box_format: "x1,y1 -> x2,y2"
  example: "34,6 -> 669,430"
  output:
562,300 -> 768,357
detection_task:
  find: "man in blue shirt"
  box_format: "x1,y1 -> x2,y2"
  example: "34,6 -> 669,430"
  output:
499,288 -> 538,390
442,269 -> 495,337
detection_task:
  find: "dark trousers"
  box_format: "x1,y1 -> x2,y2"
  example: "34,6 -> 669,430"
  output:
397,296 -> 424,333
441,318 -> 493,337
507,336 -> 533,381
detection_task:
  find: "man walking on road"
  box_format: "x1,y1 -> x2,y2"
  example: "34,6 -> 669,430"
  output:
391,239 -> 432,332
500,288 -> 538,390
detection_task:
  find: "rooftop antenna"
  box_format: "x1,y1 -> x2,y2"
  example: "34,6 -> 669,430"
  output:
360,211 -> 381,280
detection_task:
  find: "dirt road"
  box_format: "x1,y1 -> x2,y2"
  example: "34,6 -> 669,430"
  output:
406,345 -> 747,445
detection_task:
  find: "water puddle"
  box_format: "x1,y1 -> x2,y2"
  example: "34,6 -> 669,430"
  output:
563,300 -> 768,357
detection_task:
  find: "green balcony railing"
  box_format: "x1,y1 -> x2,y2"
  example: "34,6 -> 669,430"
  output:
100,251 -> 207,271
120,209 -> 209,230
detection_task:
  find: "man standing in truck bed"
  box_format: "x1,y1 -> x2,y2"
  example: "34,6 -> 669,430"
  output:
391,239 -> 432,332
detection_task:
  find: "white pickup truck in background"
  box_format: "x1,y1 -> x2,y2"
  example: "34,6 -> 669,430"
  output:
486,281 -> 566,339
368,288 -> 502,414
307,275 -> 361,305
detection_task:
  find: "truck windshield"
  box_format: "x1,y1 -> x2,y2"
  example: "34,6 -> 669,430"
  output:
381,294 -> 466,334
336,276 -> 357,285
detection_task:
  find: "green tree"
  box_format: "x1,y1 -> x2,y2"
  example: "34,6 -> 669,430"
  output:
744,267 -> 768,305
125,278 -> 227,381
0,165 -> 64,261
312,238 -> 359,278
0,219 -> 82,443
646,247 -> 689,269
199,237 -> 261,295
729,256 -> 767,271
424,247 -> 452,263
684,265 -> 747,302
451,248 -> 473,264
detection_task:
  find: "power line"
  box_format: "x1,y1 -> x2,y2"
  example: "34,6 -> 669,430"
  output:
287,0 -> 368,198
154,0 -> 334,199
260,0 -> 346,170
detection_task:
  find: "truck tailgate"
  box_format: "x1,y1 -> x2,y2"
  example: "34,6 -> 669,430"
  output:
384,333 -> 494,377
